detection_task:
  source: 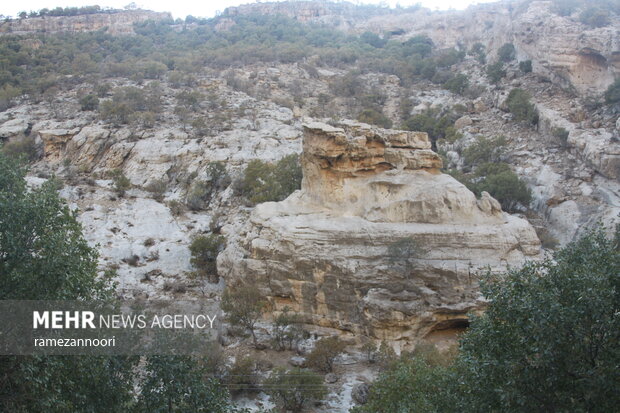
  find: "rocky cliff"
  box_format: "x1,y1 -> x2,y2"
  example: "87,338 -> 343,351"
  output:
219,121 -> 540,345
222,0 -> 619,97
0,10 -> 171,35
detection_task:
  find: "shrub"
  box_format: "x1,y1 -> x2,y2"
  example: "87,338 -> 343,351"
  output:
579,7 -> 610,28
357,108 -> 392,128
463,135 -> 507,167
0,84 -> 22,111
109,169 -> 131,196
361,341 -> 378,363
226,356 -> 259,395
486,61 -> 506,83
443,73 -> 469,95
189,234 -> 225,283
79,94 -> 99,111
1,135 -> 38,162
469,42 -> 486,64
306,336 -> 346,373
604,78 -> 620,104
221,284 -> 267,347
238,154 -> 302,205
265,368 -> 327,413
552,126 -> 569,146
402,108 -> 461,147
350,352 -> 452,413
185,162 -> 230,210
167,200 -> 184,216
272,306 -> 305,352
473,168 -> 532,212
519,59 -> 532,73
506,88 -> 538,125
145,179 -> 167,201
497,43 -> 516,62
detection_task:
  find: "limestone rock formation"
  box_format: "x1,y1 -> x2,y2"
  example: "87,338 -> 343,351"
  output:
219,121 -> 541,345
0,10 -> 171,36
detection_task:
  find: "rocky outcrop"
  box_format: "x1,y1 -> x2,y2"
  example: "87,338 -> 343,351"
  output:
221,1 -> 619,97
219,121 -> 540,345
0,11 -> 171,35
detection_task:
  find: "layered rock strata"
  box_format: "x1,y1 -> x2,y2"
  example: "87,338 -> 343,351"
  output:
219,121 -> 540,343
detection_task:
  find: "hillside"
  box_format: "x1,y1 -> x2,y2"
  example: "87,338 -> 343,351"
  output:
0,0 -> 619,411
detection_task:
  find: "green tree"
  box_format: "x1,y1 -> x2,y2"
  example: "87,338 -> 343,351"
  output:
238,154 -> 302,205
350,353 -> 452,413
497,43 -> 516,62
604,78 -> 620,104
0,153 -> 137,412
79,93 -> 99,111
221,284 -> 267,347
306,336 -> 347,373
473,169 -> 532,212
138,355 -> 232,413
457,227 -> 620,412
486,61 -> 505,83
189,234 -> 225,283
265,368 -> 327,413
506,88 -> 538,125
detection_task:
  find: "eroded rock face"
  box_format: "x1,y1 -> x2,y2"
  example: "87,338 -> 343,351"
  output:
219,121 -> 540,345
0,11 -> 171,36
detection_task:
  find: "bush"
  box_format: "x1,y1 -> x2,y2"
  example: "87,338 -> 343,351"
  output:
189,234 -> 225,283
579,7 -> 610,28
463,135 -> 507,167
552,127 -> 569,146
264,368 -> 327,413
226,356 -> 259,395
238,154 -> 302,205
604,78 -> 620,104
469,42 -> 486,64
79,94 -> 99,111
1,135 -> 38,162
0,84 -> 22,111
350,352 -> 452,413
306,336 -> 346,373
486,61 -> 505,83
473,167 -> 532,212
443,73 -> 469,95
145,179 -> 167,201
272,307 -> 306,352
109,169 -> 131,196
357,108 -> 392,128
497,43 -> 516,62
221,284 -> 267,347
402,108 -> 461,147
519,59 -> 532,73
506,88 -> 538,125
185,162 -> 230,211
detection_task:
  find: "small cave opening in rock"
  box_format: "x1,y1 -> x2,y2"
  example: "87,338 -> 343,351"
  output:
423,318 -> 470,351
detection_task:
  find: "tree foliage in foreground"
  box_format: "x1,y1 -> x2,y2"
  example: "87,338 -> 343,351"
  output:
353,226 -> 620,413
0,153 -> 234,412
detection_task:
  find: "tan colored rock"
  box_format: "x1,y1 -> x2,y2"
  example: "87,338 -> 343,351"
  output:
0,11 -> 171,36
454,115 -> 473,130
219,121 -> 540,346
